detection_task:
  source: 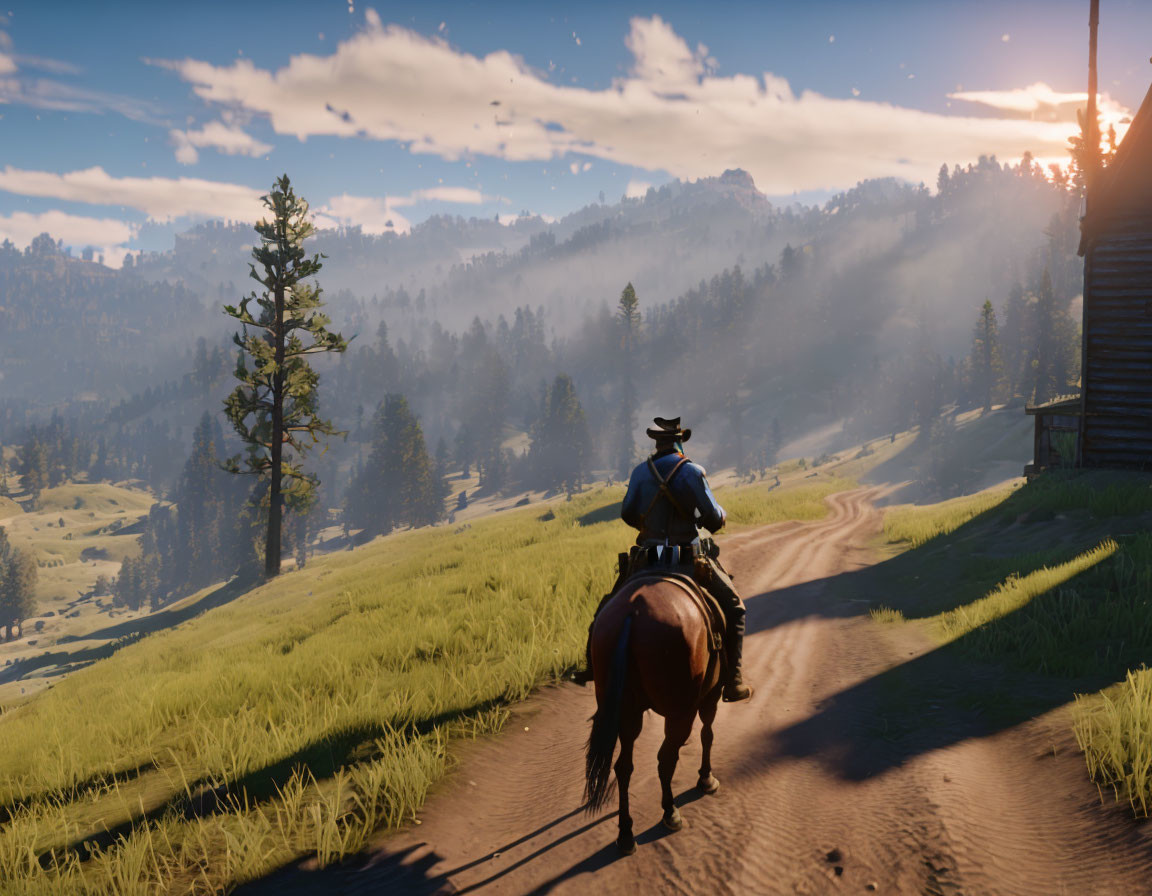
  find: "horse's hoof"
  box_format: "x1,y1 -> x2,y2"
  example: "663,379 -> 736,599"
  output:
662,808 -> 683,832
697,775 -> 720,795
617,835 -> 636,855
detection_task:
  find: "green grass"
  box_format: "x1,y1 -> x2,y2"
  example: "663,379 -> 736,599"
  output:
1015,471 -> 1152,518
934,540 -> 1120,657
882,484 -> 1018,548
36,483 -> 155,515
1074,668 -> 1152,818
0,482 -> 151,608
718,475 -> 854,528
0,477 -> 851,894
868,605 -> 905,624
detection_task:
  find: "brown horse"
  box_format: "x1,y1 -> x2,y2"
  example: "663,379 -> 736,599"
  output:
583,574 -> 724,855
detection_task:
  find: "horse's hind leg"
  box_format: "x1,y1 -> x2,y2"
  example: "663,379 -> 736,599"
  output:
615,704 -> 643,855
657,711 -> 695,832
696,696 -> 721,795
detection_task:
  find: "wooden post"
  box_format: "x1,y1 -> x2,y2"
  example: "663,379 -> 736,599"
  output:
1078,0 -> 1100,466
1087,0 -> 1100,185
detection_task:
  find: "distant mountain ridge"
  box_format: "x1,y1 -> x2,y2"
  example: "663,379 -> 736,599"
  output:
1,159 -> 1079,455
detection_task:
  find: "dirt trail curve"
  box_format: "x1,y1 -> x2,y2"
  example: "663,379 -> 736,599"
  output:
251,487 -> 1152,895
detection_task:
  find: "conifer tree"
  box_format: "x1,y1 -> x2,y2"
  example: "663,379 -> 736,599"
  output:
223,175 -> 348,577
0,527 -> 37,640
115,555 -> 141,610
615,282 -> 641,478
175,413 -> 245,590
470,351 -> 509,490
2,552 -> 37,640
1001,283 -> 1028,401
531,374 -> 592,495
969,300 -> 1006,413
18,435 -> 49,508
346,394 -> 443,535
1029,268 -> 1076,404
385,396 -> 443,527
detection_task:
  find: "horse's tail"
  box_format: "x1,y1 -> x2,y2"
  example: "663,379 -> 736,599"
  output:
584,612 -> 633,813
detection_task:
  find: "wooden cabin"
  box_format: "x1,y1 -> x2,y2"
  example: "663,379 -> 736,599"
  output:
1078,82 -> 1152,468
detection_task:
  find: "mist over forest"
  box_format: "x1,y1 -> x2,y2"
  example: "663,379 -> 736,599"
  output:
0,154 -> 1085,613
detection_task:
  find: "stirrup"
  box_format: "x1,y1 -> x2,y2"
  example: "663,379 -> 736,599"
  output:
722,683 -> 753,702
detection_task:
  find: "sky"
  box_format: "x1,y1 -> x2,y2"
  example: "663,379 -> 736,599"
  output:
1,0 -> 1150,264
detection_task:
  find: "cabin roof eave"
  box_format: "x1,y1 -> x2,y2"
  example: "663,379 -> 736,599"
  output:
1080,80 -> 1152,255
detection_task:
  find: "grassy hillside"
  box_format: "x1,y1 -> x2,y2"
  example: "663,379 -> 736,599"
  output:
876,471 -> 1152,817
0,483 -> 153,689
0,476 -> 853,895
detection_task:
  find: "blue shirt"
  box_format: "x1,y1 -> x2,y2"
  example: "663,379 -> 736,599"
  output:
620,451 -> 727,545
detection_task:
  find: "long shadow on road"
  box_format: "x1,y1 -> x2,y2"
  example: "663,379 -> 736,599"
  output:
735,477 -> 1152,784
239,475 -> 1152,893
237,790 -> 710,895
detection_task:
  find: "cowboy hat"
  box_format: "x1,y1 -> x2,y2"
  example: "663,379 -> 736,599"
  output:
645,416 -> 692,442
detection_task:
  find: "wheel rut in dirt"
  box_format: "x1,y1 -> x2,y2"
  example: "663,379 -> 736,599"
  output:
244,487 -> 1152,895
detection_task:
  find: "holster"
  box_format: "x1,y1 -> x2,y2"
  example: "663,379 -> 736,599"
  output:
693,557 -> 713,587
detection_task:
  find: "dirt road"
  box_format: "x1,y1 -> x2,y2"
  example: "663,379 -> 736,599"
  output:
253,488 -> 1152,895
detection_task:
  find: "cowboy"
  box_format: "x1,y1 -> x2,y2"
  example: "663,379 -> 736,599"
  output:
577,416 -> 753,702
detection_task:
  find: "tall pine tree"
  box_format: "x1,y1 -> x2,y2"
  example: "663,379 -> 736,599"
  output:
223,175 -> 348,578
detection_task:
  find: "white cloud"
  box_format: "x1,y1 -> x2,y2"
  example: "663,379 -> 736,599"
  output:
625,179 -> 653,199
949,82 -> 1132,164
0,166 -> 265,222
170,120 -> 274,165
406,186 -> 500,204
157,13 -> 1102,194
624,15 -> 708,92
315,185 -> 507,233
13,54 -> 82,75
950,82 -> 1086,116
0,165 -> 506,240
0,209 -> 135,263
173,142 -> 198,166
314,193 -> 410,234
0,29 -> 158,121
0,75 -> 162,123
949,81 -> 1129,126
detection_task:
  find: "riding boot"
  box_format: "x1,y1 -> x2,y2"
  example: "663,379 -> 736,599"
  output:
722,608 -> 753,702
571,618 -> 597,685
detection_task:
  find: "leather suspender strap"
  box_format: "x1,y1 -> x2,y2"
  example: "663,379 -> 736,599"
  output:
642,455 -> 691,523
